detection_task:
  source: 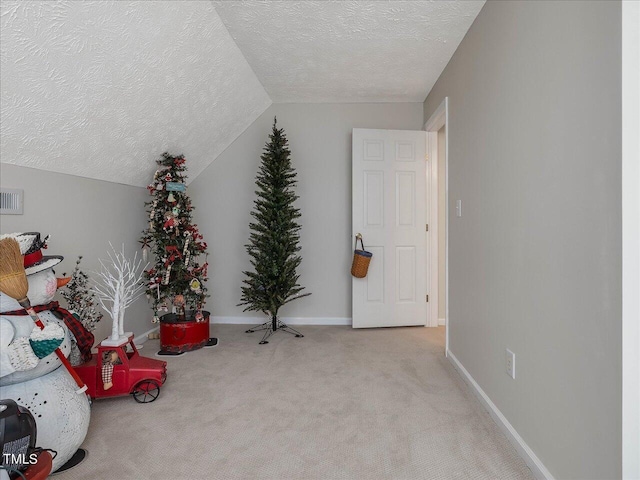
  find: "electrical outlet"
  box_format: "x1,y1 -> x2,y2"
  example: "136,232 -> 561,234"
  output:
506,349 -> 515,379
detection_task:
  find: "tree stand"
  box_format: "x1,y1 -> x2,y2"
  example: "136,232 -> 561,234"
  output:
245,317 -> 304,344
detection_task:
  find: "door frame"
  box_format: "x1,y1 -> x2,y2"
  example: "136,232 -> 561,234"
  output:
622,1 -> 639,476
424,97 -> 449,355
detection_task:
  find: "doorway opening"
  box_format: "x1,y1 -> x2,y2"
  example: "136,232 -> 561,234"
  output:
425,97 -> 449,355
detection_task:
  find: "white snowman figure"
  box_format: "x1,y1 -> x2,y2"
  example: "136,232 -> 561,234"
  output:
0,232 -> 90,472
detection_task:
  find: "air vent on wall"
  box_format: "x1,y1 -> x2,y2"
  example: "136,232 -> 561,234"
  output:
0,188 -> 24,215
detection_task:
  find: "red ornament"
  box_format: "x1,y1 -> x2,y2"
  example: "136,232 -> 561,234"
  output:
163,216 -> 177,231
165,245 -> 182,258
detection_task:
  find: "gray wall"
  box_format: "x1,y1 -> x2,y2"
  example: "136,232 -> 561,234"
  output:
0,164 -> 151,341
423,1 -> 622,479
190,103 -> 424,321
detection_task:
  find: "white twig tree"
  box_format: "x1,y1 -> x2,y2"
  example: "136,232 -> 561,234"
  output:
93,244 -> 148,342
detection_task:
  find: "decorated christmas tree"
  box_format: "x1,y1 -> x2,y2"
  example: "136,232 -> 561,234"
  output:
239,118 -> 310,344
60,256 -> 103,332
140,153 -> 209,322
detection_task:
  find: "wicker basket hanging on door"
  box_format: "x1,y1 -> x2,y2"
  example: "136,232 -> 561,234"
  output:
351,234 -> 372,278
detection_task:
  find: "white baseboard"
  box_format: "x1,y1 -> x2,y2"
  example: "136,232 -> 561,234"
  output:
134,318 -> 352,343
133,326 -> 159,344
438,317 -> 446,326
211,316 -> 352,326
447,351 -> 554,480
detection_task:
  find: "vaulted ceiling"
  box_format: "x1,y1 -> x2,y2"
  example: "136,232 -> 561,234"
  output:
0,0 -> 484,186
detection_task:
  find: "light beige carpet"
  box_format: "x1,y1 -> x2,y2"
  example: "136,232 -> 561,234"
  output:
54,325 -> 533,480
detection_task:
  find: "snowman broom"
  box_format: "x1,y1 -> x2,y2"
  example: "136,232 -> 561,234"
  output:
0,237 -> 88,394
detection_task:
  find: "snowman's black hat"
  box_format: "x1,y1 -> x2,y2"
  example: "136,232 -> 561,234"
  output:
0,232 -> 64,275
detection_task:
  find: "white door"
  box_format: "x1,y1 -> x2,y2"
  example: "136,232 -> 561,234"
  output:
352,128 -> 428,328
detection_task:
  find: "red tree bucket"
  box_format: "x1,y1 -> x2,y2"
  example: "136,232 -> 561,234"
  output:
159,310 -> 210,353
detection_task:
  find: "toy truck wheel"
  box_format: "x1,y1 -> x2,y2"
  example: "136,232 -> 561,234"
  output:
132,380 -> 161,403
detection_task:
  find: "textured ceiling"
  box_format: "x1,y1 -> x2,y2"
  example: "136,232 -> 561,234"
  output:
0,1 -> 271,186
212,0 -> 485,103
1,1 -> 484,185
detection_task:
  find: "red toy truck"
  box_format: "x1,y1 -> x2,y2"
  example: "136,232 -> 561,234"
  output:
74,335 -> 167,403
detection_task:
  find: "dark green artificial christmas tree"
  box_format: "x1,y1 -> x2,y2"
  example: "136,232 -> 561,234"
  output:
239,118 -> 310,344
140,153 -> 209,322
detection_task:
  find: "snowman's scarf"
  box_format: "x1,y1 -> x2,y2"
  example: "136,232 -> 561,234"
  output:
3,301 -> 95,363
